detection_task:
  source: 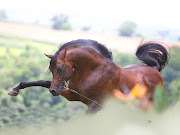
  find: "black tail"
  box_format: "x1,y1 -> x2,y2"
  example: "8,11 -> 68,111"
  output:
135,42 -> 169,72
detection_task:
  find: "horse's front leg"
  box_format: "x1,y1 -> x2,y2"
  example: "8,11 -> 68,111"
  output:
8,80 -> 51,96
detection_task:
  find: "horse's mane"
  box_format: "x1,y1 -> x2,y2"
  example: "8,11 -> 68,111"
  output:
49,39 -> 112,71
58,39 -> 112,59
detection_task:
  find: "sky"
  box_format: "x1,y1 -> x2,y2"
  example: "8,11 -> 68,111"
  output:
0,0 -> 180,38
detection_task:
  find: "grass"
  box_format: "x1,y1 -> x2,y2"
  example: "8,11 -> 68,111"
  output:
0,33 -> 59,56
1,99 -> 180,135
0,47 -> 23,56
0,33 -> 179,135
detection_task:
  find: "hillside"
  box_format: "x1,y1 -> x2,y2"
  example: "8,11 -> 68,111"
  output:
1,22 -> 180,130
0,34 -> 58,57
1,22 -> 179,53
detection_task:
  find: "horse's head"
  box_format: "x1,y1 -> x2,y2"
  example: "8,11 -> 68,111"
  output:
46,39 -> 113,96
46,49 -> 73,96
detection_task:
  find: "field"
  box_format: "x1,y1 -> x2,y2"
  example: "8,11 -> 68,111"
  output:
0,33 -> 88,129
1,22 -> 180,54
0,34 -> 58,56
0,24 -> 180,135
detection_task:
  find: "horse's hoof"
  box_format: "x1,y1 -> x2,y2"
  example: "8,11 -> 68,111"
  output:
8,90 -> 19,96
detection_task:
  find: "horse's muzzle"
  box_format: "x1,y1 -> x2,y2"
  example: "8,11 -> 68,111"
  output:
49,89 -> 58,96
49,87 -> 62,96
49,77 -> 65,96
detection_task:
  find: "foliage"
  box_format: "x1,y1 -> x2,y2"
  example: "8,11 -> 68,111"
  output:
168,46 -> 180,70
81,26 -> 91,31
118,21 -> 137,37
0,34 -> 86,129
51,14 -> 72,30
0,9 -> 7,21
133,33 -> 144,38
154,85 -> 168,113
113,52 -> 139,67
161,46 -> 180,100
0,34 -> 180,129
168,79 -> 180,103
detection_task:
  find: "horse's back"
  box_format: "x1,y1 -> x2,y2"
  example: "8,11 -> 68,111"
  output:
120,64 -> 163,92
122,64 -> 148,69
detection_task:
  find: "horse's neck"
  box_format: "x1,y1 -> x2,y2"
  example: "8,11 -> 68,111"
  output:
68,47 -> 109,84
73,58 -> 104,80
69,48 -> 103,71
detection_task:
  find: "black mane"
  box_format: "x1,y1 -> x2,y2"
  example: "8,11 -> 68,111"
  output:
58,39 -> 112,59
49,39 -> 112,71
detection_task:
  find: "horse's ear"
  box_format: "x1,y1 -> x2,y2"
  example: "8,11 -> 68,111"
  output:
45,54 -> 53,59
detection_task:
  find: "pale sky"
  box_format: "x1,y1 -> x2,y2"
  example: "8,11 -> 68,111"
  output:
0,0 -> 180,34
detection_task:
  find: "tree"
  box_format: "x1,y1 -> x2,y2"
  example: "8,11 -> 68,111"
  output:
157,30 -> 169,39
133,33 -> 144,38
0,9 -> 7,21
51,14 -> 72,30
81,26 -> 91,31
168,79 -> 180,103
118,21 -> 137,37
168,47 -> 180,71
154,85 -> 168,113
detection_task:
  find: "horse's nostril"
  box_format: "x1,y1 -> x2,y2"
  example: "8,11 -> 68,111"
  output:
50,89 -> 56,96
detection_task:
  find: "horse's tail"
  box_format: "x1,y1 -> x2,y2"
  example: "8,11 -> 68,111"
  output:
135,42 -> 169,72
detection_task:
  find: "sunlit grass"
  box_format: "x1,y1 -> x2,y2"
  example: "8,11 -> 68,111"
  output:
1,84 -> 178,135
0,33 -> 179,135
0,46 -> 23,56
0,34 -> 58,56
1,99 -> 180,135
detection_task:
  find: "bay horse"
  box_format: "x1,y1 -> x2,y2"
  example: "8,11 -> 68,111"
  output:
8,39 -> 169,113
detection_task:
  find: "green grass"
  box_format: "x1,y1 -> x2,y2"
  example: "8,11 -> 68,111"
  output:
0,46 -> 23,56
0,33 -> 179,133
0,33 -> 58,46
0,33 -> 58,56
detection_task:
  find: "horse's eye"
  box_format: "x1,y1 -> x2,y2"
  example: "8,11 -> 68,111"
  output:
72,65 -> 76,69
57,67 -> 63,72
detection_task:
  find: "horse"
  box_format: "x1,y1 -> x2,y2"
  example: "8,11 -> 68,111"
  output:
8,39 -> 169,113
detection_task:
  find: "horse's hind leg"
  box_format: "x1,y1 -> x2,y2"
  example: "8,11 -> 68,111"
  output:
8,80 -> 51,96
140,92 -> 153,110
